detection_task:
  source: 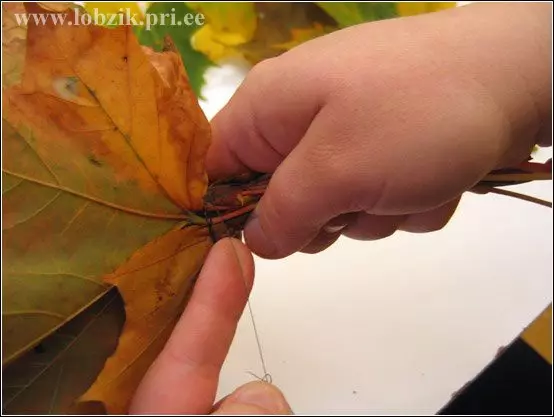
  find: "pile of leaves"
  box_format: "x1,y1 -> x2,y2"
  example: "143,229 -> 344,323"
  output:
2,2 -> 551,415
2,2 -> 264,414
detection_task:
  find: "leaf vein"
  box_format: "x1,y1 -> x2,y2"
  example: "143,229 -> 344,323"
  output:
2,169 -> 190,221
59,201 -> 90,237
3,191 -> 62,231
3,310 -> 66,320
4,271 -> 106,288
109,236 -> 206,280
2,176 -> 24,194
18,128 -> 60,185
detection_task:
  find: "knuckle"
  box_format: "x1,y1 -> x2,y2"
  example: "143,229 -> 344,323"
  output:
244,57 -> 279,90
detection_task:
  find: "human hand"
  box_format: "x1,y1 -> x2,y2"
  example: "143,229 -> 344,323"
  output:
207,3 -> 551,259
129,238 -> 292,415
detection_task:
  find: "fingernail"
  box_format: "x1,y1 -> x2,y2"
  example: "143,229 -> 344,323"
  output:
323,224 -> 346,233
234,382 -> 292,414
244,211 -> 277,258
228,238 -> 246,277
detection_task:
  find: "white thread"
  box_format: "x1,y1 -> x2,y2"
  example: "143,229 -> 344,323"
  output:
245,299 -> 272,383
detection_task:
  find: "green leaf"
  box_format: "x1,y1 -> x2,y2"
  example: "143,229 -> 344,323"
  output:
316,2 -> 398,27
2,120 -> 178,366
135,2 -> 213,98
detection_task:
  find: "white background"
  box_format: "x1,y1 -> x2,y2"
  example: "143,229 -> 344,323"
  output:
199,57 -> 552,415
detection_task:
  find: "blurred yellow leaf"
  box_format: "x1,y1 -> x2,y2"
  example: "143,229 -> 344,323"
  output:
396,2 -> 456,17
188,2 -> 256,45
191,24 -> 241,62
188,2 -> 257,61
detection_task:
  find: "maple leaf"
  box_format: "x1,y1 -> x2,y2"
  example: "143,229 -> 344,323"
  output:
3,2 -> 549,414
136,2 -> 212,98
2,2 -> 214,413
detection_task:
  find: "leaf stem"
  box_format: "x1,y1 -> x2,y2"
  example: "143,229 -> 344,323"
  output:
240,189 -> 266,196
209,204 -> 258,225
478,186 -> 552,208
482,172 -> 552,183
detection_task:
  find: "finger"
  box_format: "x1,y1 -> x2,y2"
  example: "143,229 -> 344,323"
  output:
243,102 -> 381,259
300,229 -> 342,254
207,57 -> 325,180
129,238 -> 254,414
342,213 -> 406,241
299,213 -> 355,254
212,381 -> 292,415
399,197 -> 460,233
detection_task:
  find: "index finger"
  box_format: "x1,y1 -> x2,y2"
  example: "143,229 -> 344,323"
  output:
129,238 -> 255,414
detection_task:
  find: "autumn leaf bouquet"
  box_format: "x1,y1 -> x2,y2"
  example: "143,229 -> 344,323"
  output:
1,2 -> 551,414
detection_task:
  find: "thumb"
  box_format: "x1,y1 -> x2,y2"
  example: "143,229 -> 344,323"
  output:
212,382 -> 293,415
207,58 -> 352,258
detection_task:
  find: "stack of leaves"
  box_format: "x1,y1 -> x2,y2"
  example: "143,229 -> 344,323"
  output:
101,1 -> 458,96
2,2 -> 265,414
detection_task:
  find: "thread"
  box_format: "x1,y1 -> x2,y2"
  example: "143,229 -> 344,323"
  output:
245,299 -> 272,383
204,203 -> 272,384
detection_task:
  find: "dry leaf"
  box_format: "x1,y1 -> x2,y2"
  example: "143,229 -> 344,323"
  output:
137,2 -> 212,98
78,226 -> 212,413
238,3 -> 335,64
2,289 -> 125,414
2,2 -> 27,87
3,2 -> 213,413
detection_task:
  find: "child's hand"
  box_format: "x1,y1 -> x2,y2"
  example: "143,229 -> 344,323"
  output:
208,3 -> 551,259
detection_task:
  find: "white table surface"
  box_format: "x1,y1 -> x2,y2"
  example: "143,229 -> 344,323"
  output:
199,61 -> 553,415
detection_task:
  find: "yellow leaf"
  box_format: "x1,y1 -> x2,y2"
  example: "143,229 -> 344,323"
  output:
188,2 -> 257,61
521,305 -> 552,364
396,2 -> 457,17
188,2 -> 257,45
191,24 -> 242,62
79,227 -> 212,413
